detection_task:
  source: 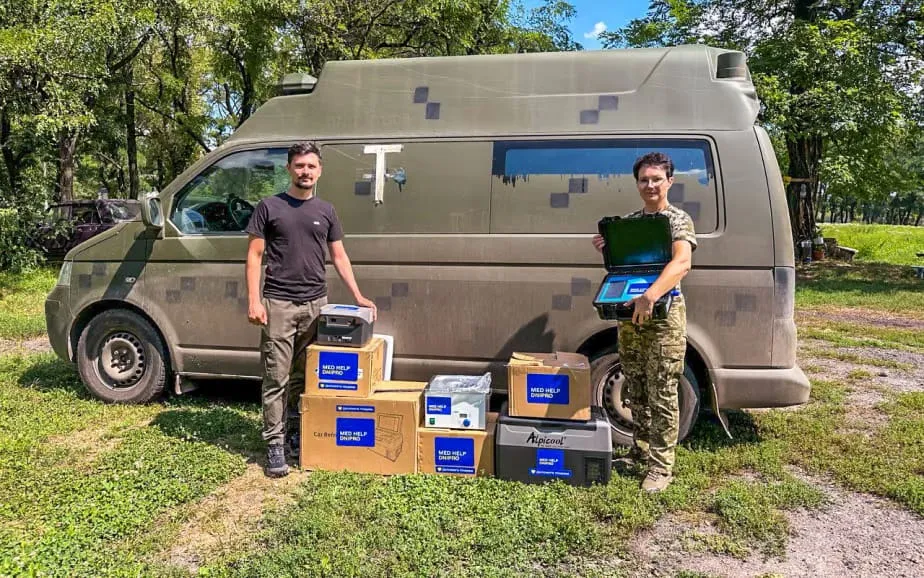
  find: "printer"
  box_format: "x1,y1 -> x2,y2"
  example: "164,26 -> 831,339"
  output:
317,304 -> 374,347
593,214 -> 678,321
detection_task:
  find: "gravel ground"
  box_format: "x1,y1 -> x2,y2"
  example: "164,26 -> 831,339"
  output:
628,471 -> 924,578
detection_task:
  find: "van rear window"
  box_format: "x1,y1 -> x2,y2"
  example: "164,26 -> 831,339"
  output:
490,139 -> 717,234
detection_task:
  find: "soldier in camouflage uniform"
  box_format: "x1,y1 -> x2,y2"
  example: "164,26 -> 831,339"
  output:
592,152 -> 696,493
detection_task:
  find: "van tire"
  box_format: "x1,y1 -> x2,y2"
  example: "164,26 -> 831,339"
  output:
590,347 -> 700,448
76,309 -> 168,404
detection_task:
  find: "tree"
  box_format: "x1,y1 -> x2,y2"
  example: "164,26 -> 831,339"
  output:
602,1 -> 923,240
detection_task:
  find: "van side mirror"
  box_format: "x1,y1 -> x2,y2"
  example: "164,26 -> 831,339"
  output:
140,191 -> 164,230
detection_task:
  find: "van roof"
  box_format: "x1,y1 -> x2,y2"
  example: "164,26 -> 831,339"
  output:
228,44 -> 759,143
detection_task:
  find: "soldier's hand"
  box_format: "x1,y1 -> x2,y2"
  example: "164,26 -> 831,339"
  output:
630,293 -> 655,326
592,234 -> 605,253
248,301 -> 268,326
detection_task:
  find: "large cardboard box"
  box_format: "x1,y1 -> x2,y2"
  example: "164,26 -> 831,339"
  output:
300,381 -> 426,475
305,337 -> 385,398
417,413 -> 497,477
507,352 -> 592,421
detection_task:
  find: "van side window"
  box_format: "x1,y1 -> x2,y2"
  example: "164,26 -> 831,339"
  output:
169,148 -> 289,234
318,142 -> 491,234
490,139 -> 717,234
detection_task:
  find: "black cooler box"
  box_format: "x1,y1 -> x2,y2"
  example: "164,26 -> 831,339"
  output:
495,403 -> 612,487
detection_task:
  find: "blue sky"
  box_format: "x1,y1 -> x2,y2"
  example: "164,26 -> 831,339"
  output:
522,0 -> 650,50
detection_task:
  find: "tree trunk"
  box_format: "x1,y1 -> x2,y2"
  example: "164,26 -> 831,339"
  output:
0,107 -> 21,193
56,128 -> 79,202
785,135 -> 820,242
125,66 -> 140,199
848,201 -> 856,223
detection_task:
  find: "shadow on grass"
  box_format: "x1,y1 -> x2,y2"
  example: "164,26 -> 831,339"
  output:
16,356 -> 90,398
683,410 -> 762,452
797,261 -> 920,294
151,406 -> 264,459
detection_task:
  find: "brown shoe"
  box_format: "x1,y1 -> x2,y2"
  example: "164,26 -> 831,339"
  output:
641,470 -> 673,493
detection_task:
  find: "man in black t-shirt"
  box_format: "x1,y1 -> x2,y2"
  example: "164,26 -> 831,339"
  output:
245,141 -> 377,478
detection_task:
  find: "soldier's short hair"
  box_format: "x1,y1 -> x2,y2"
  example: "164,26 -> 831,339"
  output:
287,141 -> 322,164
633,152 -> 674,180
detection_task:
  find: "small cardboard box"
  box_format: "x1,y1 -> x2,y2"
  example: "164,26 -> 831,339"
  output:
299,381 -> 426,475
507,352 -> 592,421
417,413 -> 498,477
305,337 -> 385,398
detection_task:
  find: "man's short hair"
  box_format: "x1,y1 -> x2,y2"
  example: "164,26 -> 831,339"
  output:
633,152 -> 674,180
287,141 -> 322,164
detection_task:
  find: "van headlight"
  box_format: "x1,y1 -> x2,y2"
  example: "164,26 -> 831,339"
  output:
57,261 -> 72,287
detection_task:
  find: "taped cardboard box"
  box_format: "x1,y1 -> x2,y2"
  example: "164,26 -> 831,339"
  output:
305,337 -> 385,398
507,352 -> 592,421
300,381 -> 426,475
417,413 -> 498,477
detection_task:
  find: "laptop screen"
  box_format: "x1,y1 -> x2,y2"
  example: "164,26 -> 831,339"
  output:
599,215 -> 672,268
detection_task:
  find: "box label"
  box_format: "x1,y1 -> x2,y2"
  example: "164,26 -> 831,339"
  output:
335,417 -> 375,446
336,405 -> 375,413
320,382 -> 358,391
526,374 -> 570,405
426,396 -> 452,416
530,449 -> 572,478
318,351 -> 359,381
434,437 -> 475,474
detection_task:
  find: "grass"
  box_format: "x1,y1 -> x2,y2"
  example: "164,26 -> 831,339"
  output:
820,223 -> 924,266
0,267 -> 58,339
799,321 -> 924,352
0,353 -> 253,577
796,262 -> 924,316
800,346 -> 913,371
0,236 -> 922,574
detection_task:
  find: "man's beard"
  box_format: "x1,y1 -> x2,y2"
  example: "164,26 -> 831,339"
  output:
294,179 -> 314,191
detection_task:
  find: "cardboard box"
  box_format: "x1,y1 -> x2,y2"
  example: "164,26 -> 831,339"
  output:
305,337 -> 385,398
417,413 -> 498,477
507,352 -> 592,421
299,381 -> 426,475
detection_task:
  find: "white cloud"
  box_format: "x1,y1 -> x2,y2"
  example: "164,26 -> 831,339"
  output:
584,21 -> 607,39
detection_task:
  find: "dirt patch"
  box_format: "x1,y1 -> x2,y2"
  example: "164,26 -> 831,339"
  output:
0,337 -> 52,356
798,340 -> 924,396
798,308 -> 924,330
158,462 -> 305,572
628,473 -> 924,577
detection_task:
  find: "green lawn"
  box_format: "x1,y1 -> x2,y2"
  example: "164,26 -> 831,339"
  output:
0,267 -> 57,339
821,223 -> 924,266
796,262 -> 924,317
0,232 -> 922,575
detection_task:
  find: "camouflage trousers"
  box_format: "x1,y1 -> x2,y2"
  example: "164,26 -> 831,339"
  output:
617,298 -> 686,475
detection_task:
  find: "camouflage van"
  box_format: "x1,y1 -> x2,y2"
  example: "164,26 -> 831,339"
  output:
45,45 -> 809,444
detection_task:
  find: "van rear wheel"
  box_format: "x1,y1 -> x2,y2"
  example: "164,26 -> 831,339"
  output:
590,347 -> 700,448
77,309 -> 168,404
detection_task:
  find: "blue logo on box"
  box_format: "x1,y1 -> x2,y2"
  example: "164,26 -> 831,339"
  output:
320,382 -> 358,391
426,396 -> 452,416
336,405 -> 375,413
526,374 -> 570,405
530,448 -> 572,478
335,417 -> 375,446
434,437 -> 475,474
318,351 -> 359,381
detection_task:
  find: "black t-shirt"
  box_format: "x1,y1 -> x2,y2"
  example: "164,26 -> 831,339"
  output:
245,192 -> 344,302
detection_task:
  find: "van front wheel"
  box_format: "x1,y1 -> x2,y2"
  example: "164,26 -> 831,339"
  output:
590,348 -> 700,448
77,309 -> 168,404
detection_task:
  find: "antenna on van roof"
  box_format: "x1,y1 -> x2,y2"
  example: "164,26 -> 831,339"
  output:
278,73 -> 318,95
